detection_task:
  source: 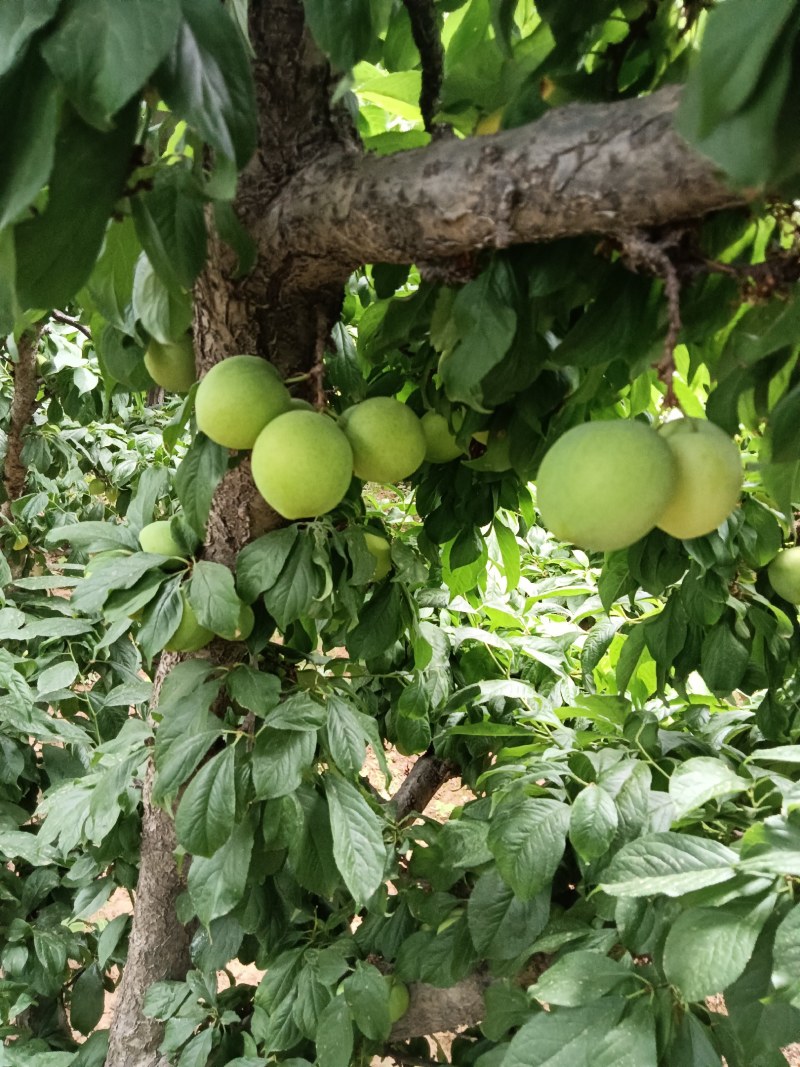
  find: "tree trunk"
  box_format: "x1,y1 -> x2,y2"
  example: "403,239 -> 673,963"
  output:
2,328 -> 41,519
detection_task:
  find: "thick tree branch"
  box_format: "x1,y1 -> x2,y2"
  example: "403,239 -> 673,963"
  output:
401,0 -> 443,133
390,973 -> 491,1041
2,329 -> 41,519
389,749 -> 458,822
259,86 -> 743,283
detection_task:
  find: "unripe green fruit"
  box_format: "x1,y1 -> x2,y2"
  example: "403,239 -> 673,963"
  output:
251,410 -> 353,519
144,335 -> 196,393
385,977 -> 410,1023
138,521 -> 186,568
341,398 -> 425,483
656,417 -> 742,539
537,421 -> 677,551
420,411 -> 464,463
165,593 -> 214,652
364,531 -> 392,581
195,355 -> 291,450
289,398 -> 316,412
236,603 -> 255,641
768,547 -> 800,604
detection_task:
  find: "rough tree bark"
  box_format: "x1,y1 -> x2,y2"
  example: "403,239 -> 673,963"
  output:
107,3 -> 744,1063
1,329 -> 41,520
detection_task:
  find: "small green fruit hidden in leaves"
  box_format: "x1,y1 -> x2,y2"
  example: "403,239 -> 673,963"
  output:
768,547 -> 800,604
143,335 -> 196,394
536,421 -> 677,551
385,977 -> 410,1023
251,410 -> 353,519
195,355 -> 291,450
340,397 -> 426,483
364,531 -> 392,580
656,417 -> 742,539
420,411 -> 464,463
138,521 -> 186,569
164,593 -> 214,652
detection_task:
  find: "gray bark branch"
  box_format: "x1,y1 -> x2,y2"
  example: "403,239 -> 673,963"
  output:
389,750 -> 458,822
259,86 -> 743,284
2,329 -> 41,519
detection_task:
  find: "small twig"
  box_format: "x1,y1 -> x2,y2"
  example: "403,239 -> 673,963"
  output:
401,0 -> 443,134
619,229 -> 683,408
309,307 -> 329,411
50,310 -> 92,341
388,747 -> 458,822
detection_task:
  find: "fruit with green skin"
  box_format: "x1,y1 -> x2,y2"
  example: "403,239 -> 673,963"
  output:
656,417 -> 742,539
144,335 -> 196,393
420,411 -> 464,463
138,521 -> 186,568
195,355 -> 291,450
341,398 -> 425,483
768,547 -> 800,604
289,397 -> 315,412
385,977 -> 410,1023
536,421 -> 677,551
236,602 -> 255,641
251,410 -> 353,519
364,531 -> 392,580
164,593 -> 214,652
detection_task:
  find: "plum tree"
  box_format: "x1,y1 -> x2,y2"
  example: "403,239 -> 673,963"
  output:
341,397 -> 426,482
164,593 -> 214,652
138,520 -> 186,566
656,417 -> 742,539
536,421 -> 677,551
251,410 -> 353,518
195,355 -> 291,449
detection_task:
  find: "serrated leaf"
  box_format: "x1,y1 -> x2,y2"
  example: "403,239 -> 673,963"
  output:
530,952 -> 633,1008
175,747 -> 236,856
600,833 -> 738,897
343,962 -> 391,1041
188,815 -> 254,926
325,775 -> 385,906
0,0 -> 61,77
188,560 -> 243,640
263,534 -> 322,630
668,757 -> 749,821
70,964 -> 105,1036
132,252 -> 192,343
315,996 -> 354,1067
251,728 -> 316,800
174,433 -> 229,540
468,870 -> 549,960
663,897 -> 775,1001
155,0 -> 257,166
266,692 -> 327,732
504,998 -> 625,1067
41,0 -> 181,129
137,574 -> 184,661
302,0 -> 374,71
226,665 -> 281,716
236,527 -> 299,603
325,696 -> 369,777
487,798 -> 569,900
569,785 -> 618,862
131,165 -> 206,292
15,102 -> 138,309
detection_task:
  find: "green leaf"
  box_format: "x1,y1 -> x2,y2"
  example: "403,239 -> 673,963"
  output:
302,0 -> 374,71
251,728 -> 316,799
700,622 -> 750,693
132,252 -> 192,344
174,433 -> 229,540
668,757 -> 748,821
153,662 -> 223,804
325,696 -> 370,777
600,833 -> 738,897
41,0 -> 181,129
343,962 -> 391,1041
530,952 -> 634,1008
467,870 -> 549,960
95,324 -> 152,391
315,996 -> 354,1067
481,981 -> 531,1042
504,999 -> 625,1067
555,270 -> 658,369
266,692 -> 327,732
84,216 -> 141,330
773,904 -> 800,1000
137,575 -> 184,661
70,964 -> 105,1036
70,552 -> 168,614
236,527 -> 299,603
487,798 -> 569,900
593,1001 -> 657,1067
767,383 -> 800,463
263,534 -> 322,630
325,775 -> 385,906
0,52 -> 59,231
346,582 -> 406,661
0,228 -> 17,335
131,166 -> 207,293
188,815 -> 254,925
663,896 -> 775,1001
738,815 -> 800,876
569,785 -> 618,862
188,560 -> 243,640
15,101 -> 138,309
155,0 -> 257,166
175,747 -> 236,856
177,1027 -> 213,1067
0,0 -> 61,77
667,1012 -> 723,1066
226,665 -> 281,717
439,260 -> 518,407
